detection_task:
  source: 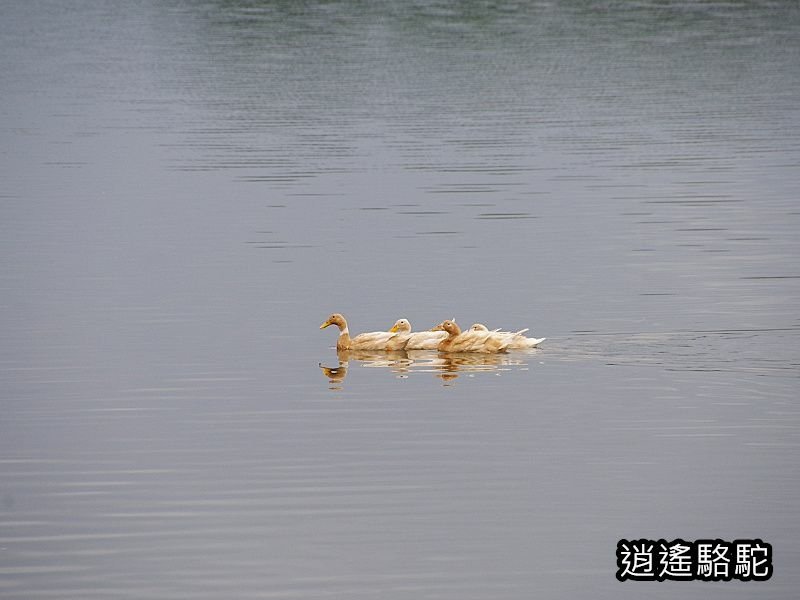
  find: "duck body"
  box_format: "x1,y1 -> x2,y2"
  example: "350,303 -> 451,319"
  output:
406,331 -> 447,350
435,320 -> 510,353
469,323 -> 546,349
388,318 -> 446,350
320,313 -> 397,351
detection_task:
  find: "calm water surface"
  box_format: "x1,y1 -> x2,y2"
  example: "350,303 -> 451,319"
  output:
1,1 -> 799,598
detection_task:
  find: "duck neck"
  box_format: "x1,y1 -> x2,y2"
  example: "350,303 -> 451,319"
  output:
337,324 -> 351,350
447,323 -> 461,339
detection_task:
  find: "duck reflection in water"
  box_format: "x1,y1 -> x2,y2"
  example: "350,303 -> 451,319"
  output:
319,349 -> 530,387
318,361 -> 348,390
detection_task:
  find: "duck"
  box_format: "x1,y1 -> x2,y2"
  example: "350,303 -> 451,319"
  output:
387,318 -> 447,350
433,319 -> 510,353
320,313 -> 397,351
469,323 -> 546,349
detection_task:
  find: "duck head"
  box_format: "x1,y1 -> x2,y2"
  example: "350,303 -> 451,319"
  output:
389,318 -> 411,333
320,313 -> 347,331
434,319 -> 461,336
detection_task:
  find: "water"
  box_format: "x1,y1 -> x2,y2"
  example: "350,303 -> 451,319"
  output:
1,1 -> 799,598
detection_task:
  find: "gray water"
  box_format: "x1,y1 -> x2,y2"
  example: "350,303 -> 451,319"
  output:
1,1 -> 799,598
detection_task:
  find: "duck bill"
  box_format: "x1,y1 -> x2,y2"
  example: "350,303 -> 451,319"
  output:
389,324 -> 399,333
319,320 -> 331,329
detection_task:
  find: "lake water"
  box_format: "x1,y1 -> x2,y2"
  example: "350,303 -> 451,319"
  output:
1,1 -> 799,598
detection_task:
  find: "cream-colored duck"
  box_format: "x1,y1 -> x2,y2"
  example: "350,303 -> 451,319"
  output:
320,313 -> 397,351
433,319 -> 510,353
387,318 -> 447,350
469,323 -> 546,349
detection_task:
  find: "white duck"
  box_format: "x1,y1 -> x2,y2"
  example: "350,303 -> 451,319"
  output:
387,318 -> 447,350
320,313 -> 397,351
469,323 -> 545,349
433,319 -> 510,353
